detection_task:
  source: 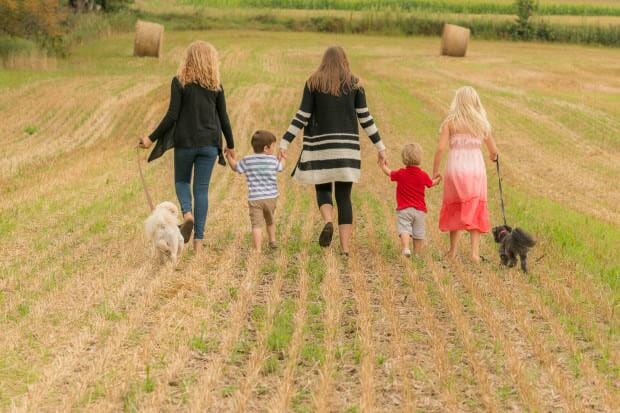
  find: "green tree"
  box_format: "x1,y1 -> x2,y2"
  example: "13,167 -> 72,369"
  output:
513,0 -> 539,39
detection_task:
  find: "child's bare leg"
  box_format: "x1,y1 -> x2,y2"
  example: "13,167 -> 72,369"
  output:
469,230 -> 481,263
399,233 -> 411,251
266,224 -> 276,244
252,227 -> 262,250
447,230 -> 461,259
412,239 -> 424,254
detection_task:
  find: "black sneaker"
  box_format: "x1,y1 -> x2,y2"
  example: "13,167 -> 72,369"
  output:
318,222 -> 334,247
179,218 -> 194,244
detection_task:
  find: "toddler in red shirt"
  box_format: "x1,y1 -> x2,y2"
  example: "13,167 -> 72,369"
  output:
380,143 -> 441,257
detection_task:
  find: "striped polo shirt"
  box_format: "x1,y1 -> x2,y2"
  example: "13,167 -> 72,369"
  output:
236,154 -> 284,201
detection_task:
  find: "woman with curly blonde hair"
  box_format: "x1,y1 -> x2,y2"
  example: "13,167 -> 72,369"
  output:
139,41 -> 235,254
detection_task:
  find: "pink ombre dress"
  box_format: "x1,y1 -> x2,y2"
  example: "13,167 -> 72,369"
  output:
439,132 -> 490,233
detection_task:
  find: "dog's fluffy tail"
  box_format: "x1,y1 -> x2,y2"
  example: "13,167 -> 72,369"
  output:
513,228 -> 536,247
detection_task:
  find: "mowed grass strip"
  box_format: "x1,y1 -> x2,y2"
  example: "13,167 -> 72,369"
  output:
267,196 -> 318,412
225,185 -> 301,412
346,231 -> 378,411
311,248 -> 344,411
356,198 -> 415,411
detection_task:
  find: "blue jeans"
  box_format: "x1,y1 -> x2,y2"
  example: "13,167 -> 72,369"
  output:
174,146 -> 218,240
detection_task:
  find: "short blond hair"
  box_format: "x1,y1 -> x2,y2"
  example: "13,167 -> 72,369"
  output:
401,143 -> 422,166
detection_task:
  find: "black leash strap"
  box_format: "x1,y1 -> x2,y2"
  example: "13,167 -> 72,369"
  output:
136,146 -> 155,212
495,155 -> 507,227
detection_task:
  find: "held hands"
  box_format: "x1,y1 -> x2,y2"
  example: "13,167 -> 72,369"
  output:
277,148 -> 287,161
137,136 -> 152,149
224,148 -> 236,160
377,150 -> 387,165
432,173 -> 442,186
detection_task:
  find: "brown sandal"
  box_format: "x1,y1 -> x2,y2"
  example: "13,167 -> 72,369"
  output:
179,218 -> 194,244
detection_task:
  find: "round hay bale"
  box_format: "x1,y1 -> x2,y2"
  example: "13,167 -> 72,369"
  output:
134,20 -> 164,58
440,23 -> 470,57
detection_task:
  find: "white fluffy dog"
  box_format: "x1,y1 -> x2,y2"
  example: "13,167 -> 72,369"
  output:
145,201 -> 184,268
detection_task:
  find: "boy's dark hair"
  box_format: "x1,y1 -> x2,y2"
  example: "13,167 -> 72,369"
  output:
251,130 -> 277,153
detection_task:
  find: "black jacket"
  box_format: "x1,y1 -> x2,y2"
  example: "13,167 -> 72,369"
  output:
148,77 -> 234,162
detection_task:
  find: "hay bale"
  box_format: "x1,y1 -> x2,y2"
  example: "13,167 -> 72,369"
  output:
134,20 -> 164,58
440,23 -> 470,57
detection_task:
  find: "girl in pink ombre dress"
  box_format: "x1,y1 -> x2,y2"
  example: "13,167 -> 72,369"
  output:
432,86 -> 498,263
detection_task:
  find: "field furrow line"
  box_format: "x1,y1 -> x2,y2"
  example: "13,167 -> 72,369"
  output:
347,246 -> 377,411
426,261 -> 502,412
184,247 -> 263,411
228,184 -> 301,412
506,269 -> 620,410
358,200 -> 415,412
400,255 -> 460,411
532,262 -> 619,368
267,212 -> 315,413
435,253 -> 550,411
312,248 -> 344,412
457,260 -> 591,412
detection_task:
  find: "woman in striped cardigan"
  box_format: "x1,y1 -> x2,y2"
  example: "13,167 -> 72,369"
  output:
279,46 -> 387,254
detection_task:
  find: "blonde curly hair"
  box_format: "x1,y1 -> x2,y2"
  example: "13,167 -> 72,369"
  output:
177,41 -> 221,91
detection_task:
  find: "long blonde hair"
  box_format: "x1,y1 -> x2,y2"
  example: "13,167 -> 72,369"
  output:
307,46 -> 359,96
442,86 -> 491,138
177,41 -> 221,91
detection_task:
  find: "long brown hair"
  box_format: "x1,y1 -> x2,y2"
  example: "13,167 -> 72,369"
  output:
307,46 -> 359,96
177,41 -> 221,91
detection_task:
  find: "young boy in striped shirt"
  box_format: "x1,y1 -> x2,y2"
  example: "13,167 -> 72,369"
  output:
226,130 -> 285,251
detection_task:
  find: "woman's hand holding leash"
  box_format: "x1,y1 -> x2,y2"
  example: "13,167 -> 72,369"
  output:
138,136 -> 153,149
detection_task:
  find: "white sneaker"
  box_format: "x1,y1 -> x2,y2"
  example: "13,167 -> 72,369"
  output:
402,248 -> 411,257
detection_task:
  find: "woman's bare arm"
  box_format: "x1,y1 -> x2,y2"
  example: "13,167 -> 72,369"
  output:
432,122 -> 450,178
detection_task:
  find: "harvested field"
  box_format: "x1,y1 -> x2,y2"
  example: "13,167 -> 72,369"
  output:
0,30 -> 618,412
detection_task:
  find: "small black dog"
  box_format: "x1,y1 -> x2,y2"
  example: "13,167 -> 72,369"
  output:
492,225 -> 536,273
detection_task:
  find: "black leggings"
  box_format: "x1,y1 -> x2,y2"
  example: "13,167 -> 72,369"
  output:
315,181 -> 353,225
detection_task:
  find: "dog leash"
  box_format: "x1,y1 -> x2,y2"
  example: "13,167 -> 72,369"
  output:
136,146 -> 155,212
495,154 -> 508,227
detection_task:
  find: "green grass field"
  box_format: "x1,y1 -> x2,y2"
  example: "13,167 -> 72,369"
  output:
0,22 -> 619,413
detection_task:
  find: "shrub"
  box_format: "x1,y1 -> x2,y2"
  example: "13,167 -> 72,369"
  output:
512,0 -> 539,40
0,0 -> 66,39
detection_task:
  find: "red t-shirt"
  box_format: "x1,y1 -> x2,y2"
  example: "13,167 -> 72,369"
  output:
390,166 -> 433,212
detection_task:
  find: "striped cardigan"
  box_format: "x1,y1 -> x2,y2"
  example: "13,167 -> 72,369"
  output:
280,83 -> 385,184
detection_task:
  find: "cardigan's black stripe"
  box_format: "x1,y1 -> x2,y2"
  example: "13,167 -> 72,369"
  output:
291,118 -> 305,129
283,132 -> 295,142
296,112 -> 310,122
360,119 -> 374,129
303,134 -> 359,143
368,133 -> 381,144
297,158 -> 361,171
303,142 -> 360,151
356,110 -> 370,118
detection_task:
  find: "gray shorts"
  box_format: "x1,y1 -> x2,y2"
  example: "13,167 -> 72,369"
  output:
397,207 -> 427,240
